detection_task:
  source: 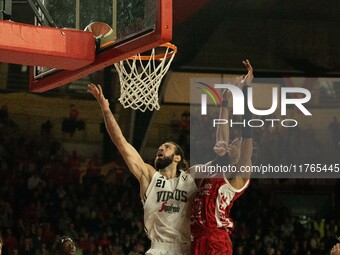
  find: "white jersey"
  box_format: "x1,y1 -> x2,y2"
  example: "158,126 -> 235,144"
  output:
143,170 -> 197,245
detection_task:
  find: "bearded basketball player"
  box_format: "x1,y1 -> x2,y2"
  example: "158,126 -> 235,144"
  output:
88,83 -> 215,255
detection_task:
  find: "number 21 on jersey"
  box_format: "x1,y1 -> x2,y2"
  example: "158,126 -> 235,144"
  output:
156,179 -> 166,188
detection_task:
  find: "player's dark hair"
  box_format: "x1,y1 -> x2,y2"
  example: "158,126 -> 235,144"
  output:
168,142 -> 189,172
51,236 -> 76,255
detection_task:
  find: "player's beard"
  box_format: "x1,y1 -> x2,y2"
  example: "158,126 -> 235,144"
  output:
154,154 -> 174,170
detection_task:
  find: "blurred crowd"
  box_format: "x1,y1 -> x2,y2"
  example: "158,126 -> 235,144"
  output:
0,107 -> 339,255
231,183 -> 339,255
0,106 -> 148,255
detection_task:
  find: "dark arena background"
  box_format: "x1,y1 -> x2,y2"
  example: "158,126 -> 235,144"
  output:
0,0 -> 339,254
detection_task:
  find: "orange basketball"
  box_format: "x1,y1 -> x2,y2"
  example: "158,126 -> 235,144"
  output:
84,22 -> 115,48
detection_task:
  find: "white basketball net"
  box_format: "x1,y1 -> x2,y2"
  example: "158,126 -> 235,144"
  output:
114,43 -> 177,112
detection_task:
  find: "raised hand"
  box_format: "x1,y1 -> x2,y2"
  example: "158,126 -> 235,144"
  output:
233,59 -> 254,89
87,83 -> 110,109
242,59 -> 253,86
214,141 -> 230,157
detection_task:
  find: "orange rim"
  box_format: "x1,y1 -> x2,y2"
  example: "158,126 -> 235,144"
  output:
128,42 -> 177,61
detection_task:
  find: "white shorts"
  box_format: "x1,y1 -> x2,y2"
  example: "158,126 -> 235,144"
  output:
145,242 -> 190,255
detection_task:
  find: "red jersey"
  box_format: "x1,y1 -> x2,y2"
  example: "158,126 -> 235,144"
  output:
191,173 -> 249,235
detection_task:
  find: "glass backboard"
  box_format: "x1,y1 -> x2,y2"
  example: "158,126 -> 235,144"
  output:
43,0 -> 156,45
29,0 -> 172,92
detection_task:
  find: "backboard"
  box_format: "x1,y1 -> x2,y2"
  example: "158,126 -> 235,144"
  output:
28,0 -> 172,92
43,0 -> 156,43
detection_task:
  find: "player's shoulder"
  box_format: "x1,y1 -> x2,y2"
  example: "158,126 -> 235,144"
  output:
145,163 -> 157,179
226,177 -> 250,191
179,169 -> 194,179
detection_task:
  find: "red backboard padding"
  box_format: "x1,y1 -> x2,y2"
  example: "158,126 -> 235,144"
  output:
0,20 -> 95,70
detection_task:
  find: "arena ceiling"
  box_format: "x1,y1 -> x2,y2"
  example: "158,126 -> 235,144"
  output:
10,0 -> 340,76
5,0 -> 340,94
171,0 -> 340,76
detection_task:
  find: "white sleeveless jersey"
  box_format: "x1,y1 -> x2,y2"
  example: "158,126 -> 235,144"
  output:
143,170 -> 197,244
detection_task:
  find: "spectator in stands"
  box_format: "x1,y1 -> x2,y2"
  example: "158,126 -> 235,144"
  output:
177,110 -> 190,156
27,171 -> 45,190
41,120 -> 52,138
0,105 -> 8,124
3,228 -> 18,255
62,104 -> 85,137
85,153 -> 102,184
19,237 -> 34,255
69,104 -> 79,122
328,116 -> 340,151
68,150 -> 81,183
36,243 -> 50,255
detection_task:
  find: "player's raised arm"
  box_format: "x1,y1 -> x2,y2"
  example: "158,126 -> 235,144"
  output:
189,72 -> 232,183
215,60 -> 253,159
231,59 -> 254,189
88,83 -> 155,197
215,87 -> 230,145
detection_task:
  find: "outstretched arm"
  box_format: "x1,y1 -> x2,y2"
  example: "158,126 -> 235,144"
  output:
216,59 -> 253,150
189,87 -> 230,183
232,60 -> 254,188
190,69 -> 233,183
190,61 -> 254,186
215,88 -> 230,145
88,84 -> 155,197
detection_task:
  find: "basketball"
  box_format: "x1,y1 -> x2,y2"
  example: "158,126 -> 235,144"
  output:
84,22 -> 115,48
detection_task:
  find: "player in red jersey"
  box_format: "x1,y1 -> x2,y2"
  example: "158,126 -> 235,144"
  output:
191,60 -> 254,255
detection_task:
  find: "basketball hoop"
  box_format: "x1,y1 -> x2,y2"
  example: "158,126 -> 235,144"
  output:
114,43 -> 177,112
